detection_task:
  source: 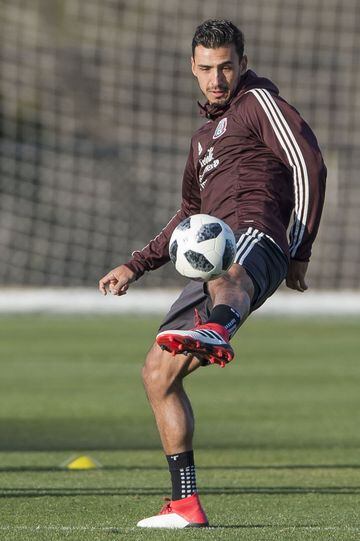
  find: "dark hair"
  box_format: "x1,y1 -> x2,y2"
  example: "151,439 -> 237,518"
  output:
192,19 -> 245,59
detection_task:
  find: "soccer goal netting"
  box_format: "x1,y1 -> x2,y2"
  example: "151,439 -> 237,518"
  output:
0,0 -> 359,288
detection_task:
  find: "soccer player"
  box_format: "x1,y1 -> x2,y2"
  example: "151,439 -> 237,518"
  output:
99,19 -> 326,528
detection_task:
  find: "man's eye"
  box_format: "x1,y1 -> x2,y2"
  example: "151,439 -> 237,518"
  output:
223,66 -> 232,71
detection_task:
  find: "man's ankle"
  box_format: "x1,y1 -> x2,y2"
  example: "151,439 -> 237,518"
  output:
166,450 -> 197,500
206,304 -> 241,338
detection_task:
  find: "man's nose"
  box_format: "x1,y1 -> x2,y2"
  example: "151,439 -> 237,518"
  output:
212,69 -> 225,87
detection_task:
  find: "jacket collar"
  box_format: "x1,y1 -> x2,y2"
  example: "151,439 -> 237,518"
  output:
197,73 -> 246,120
197,69 -> 279,120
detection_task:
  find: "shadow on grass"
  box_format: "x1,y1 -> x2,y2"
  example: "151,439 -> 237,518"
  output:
109,524 -> 333,530
1,464 -> 359,473
2,420 -> 360,452
1,486 -> 360,498
210,524 -> 321,529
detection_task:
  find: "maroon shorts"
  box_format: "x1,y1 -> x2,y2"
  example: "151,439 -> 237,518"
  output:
159,227 -> 288,332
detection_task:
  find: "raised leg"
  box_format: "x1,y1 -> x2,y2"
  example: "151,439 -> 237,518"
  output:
207,262 -> 254,325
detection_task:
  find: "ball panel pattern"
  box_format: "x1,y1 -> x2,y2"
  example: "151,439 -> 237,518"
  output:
184,250 -> 214,272
169,240 -> 178,264
222,239 -> 236,270
177,217 -> 191,230
196,223 -> 222,242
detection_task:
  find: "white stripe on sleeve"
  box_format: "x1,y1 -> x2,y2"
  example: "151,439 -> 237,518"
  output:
248,89 -> 309,257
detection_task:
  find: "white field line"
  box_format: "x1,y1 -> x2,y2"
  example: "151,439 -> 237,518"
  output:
0,288 -> 359,315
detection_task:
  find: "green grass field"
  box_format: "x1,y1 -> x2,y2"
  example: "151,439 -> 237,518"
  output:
0,315 -> 359,540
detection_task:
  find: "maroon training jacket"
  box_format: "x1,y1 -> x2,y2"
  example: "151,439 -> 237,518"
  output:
125,70 -> 326,279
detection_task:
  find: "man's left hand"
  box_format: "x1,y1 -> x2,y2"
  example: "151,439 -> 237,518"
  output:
286,260 -> 309,292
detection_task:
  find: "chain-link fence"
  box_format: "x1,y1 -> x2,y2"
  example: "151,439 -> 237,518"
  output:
1,0 -> 359,288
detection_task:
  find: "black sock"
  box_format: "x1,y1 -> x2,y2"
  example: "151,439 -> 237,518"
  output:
207,304 -> 241,338
166,450 -> 197,500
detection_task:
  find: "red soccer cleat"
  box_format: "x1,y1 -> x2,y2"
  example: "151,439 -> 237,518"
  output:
136,493 -> 209,528
156,322 -> 234,367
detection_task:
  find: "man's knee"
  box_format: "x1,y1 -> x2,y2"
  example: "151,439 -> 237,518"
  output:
208,263 -> 254,297
142,343 -> 200,397
142,344 -> 181,397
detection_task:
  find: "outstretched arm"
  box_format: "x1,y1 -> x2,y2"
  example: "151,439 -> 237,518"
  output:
125,142 -> 200,279
98,141 -> 200,294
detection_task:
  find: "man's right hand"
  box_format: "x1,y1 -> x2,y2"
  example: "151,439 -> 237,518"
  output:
98,265 -> 136,296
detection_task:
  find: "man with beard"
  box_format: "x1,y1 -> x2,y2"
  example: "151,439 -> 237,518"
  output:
99,19 -> 326,528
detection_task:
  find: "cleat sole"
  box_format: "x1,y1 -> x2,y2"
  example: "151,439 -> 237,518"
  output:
156,332 -> 234,367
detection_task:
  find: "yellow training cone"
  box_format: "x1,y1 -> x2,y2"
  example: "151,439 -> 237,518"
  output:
65,455 -> 100,470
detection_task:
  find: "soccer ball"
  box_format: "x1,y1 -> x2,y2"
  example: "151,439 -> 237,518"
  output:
169,214 -> 236,281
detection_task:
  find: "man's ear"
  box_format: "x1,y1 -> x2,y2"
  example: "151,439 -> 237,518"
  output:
240,55 -> 248,75
191,56 -> 197,77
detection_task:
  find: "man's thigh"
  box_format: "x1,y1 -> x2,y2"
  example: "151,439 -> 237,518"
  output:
234,228 -> 288,312
158,280 -> 212,333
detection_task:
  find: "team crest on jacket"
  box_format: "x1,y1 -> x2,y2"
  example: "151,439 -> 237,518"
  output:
213,117 -> 227,139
